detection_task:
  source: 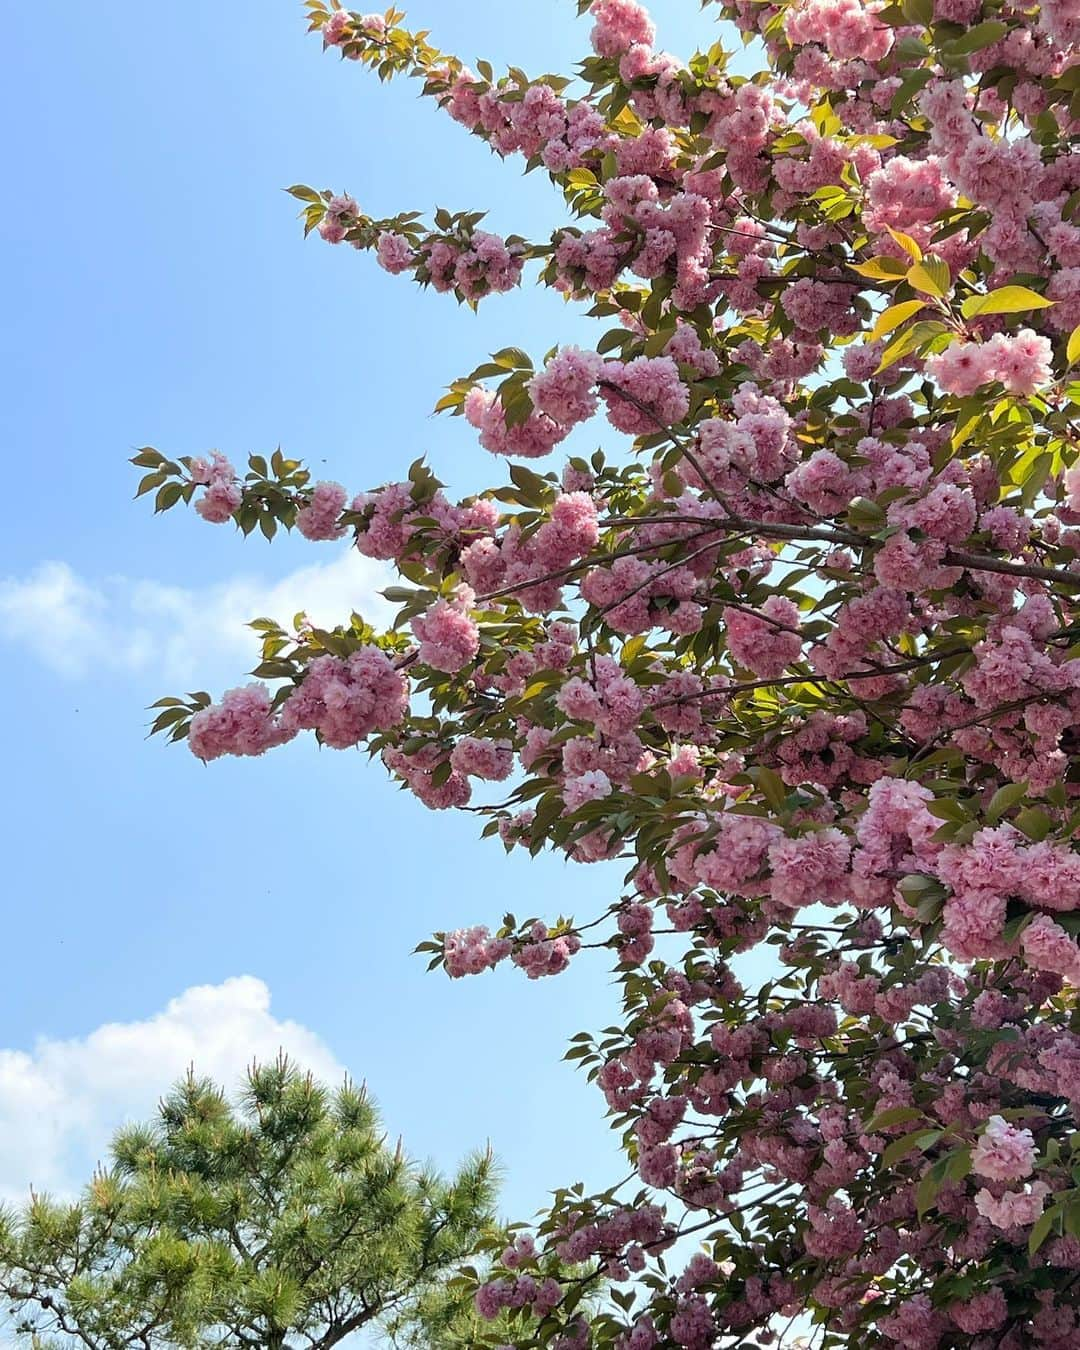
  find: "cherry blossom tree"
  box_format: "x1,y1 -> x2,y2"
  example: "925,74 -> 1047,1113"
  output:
134,0 -> 1080,1342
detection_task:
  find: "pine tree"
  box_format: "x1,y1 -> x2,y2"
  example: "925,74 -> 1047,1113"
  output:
0,1058 -> 500,1350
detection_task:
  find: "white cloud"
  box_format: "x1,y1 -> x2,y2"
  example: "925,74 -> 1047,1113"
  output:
0,550 -> 393,683
0,977 -> 345,1203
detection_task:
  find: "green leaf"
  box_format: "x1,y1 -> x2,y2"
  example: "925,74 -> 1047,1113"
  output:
886,227 -> 923,261
751,767 -> 787,812
1015,807 -> 1053,842
867,1105 -> 927,1132
508,464 -> 551,506
926,797 -> 972,821
1065,1198 -> 1080,1239
1067,325 -> 1080,366
914,891 -> 946,924
150,707 -> 189,732
986,780 -> 1028,823
945,19 -> 1008,53
847,256 -> 908,281
1017,450 -> 1054,509
906,257 -> 950,299
870,299 -> 926,341
491,347 -> 534,370
621,634 -> 648,667
951,401 -> 984,449
433,389 -> 466,414
154,482 -> 185,513
882,1127 -> 942,1168
900,0 -> 933,24
1004,911 -> 1035,944
597,328 -> 633,354
135,471 -> 168,499
961,286 -> 1055,318
889,67 -> 935,115
502,386 -> 535,429
130,448 -> 164,468
846,496 -> 886,527
1029,1203 -> 1058,1256
875,320 -> 947,373
916,1164 -> 944,1217
897,874 -> 946,910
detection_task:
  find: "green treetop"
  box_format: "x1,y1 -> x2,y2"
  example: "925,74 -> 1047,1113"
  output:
0,1058 -> 502,1350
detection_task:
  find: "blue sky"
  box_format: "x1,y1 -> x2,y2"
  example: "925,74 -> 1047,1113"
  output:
1,1 -> 741,1220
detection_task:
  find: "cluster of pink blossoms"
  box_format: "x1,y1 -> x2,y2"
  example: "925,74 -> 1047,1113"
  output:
926,330 -> 1055,397
589,0 -> 655,58
722,597 -> 803,679
463,350 -> 693,459
187,647 -> 408,761
420,230 -> 524,301
784,0 -> 894,61
443,924 -> 512,978
315,193 -> 523,303
411,587 -> 480,673
971,1116 -> 1037,1183
190,452 -> 242,524
442,920 -> 580,980
278,649 -> 409,749
296,481 -> 347,541
528,347 -> 604,427
188,684 -> 294,761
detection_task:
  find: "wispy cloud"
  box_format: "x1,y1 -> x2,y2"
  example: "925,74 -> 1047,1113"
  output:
0,977 -> 345,1203
0,550 -> 393,683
